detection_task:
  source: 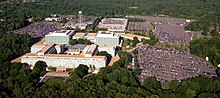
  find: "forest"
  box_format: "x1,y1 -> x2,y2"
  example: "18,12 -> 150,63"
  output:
1,0 -> 220,31
190,36 -> 220,67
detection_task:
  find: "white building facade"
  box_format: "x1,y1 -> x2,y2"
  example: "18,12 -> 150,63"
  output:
21,54 -> 106,69
94,31 -> 121,46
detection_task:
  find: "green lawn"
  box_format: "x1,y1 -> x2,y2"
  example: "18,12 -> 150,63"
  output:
46,78 -> 64,85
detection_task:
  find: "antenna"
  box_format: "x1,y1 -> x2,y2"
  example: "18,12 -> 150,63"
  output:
78,11 -> 82,27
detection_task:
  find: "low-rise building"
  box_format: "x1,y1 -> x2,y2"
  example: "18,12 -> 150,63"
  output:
97,18 -> 128,31
45,30 -> 75,44
64,23 -> 88,30
85,33 -> 97,43
21,53 -> 106,69
94,31 -> 121,46
45,17 -> 60,22
72,33 -> 86,39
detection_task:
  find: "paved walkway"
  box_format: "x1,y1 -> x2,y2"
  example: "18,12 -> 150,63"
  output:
108,54 -> 120,66
39,72 -> 70,83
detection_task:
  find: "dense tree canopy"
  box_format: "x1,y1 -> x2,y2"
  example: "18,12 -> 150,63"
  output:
190,36 -> 220,67
141,32 -> 159,46
0,32 -> 32,62
1,0 -> 220,31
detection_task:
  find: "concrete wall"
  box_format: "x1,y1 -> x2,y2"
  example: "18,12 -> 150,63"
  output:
55,45 -> 64,53
21,56 -> 106,68
31,46 -> 44,53
45,36 -> 70,44
98,47 -> 116,57
95,37 -> 119,46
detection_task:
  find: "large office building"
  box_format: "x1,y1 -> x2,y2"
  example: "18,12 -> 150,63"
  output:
20,38 -> 106,70
45,30 -> 75,44
94,31 -> 121,46
64,23 -> 88,30
71,31 -> 121,47
97,18 -> 128,31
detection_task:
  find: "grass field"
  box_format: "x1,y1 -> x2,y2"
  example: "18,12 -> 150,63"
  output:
46,78 -> 64,85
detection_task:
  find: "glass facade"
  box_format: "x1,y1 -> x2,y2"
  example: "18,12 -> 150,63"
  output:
45,36 -> 69,44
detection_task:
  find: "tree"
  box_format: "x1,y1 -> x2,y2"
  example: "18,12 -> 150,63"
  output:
210,29 -> 218,36
216,68 -> 220,77
77,39 -> 85,44
69,39 -> 77,45
201,30 -> 208,36
118,51 -> 132,67
185,88 -> 196,98
169,80 -> 180,91
141,38 -> 148,45
143,77 -> 161,92
176,81 -> 188,94
73,64 -> 89,78
146,32 -> 159,46
132,37 -> 140,47
126,39 -> 132,46
32,61 -> 47,77
161,81 -> 170,90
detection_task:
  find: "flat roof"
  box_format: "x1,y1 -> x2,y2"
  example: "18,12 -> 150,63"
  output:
66,48 -> 81,52
47,30 -> 75,36
101,18 -> 127,25
86,33 -> 97,37
70,44 -> 85,50
96,31 -> 119,37
84,44 -> 97,54
32,39 -> 63,47
38,44 -> 55,53
73,33 -> 86,37
11,56 -> 22,63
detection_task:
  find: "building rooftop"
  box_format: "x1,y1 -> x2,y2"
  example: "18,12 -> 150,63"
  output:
47,30 -> 75,36
66,48 -> 81,53
73,33 -> 86,37
69,44 -> 85,50
101,18 -> 127,25
32,38 -> 63,47
38,44 -> 54,52
84,44 -> 97,55
11,56 -> 22,63
86,33 -> 97,37
96,31 -> 118,37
